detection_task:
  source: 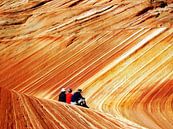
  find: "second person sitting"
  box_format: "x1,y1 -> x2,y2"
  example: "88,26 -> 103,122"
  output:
66,88 -> 73,104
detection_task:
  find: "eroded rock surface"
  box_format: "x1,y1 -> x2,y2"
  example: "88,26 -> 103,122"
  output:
0,0 -> 173,129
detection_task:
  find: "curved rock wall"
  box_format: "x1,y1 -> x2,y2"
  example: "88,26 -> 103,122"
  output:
0,0 -> 173,129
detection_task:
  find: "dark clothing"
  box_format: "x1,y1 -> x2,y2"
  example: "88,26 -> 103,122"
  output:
71,92 -> 83,103
58,91 -> 66,102
71,91 -> 89,108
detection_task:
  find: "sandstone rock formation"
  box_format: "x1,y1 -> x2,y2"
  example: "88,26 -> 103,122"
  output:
0,0 -> 173,129
1,87 -> 143,129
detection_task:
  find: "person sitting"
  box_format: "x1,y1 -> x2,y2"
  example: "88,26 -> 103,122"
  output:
66,88 -> 73,104
71,89 -> 89,108
58,88 -> 66,103
71,89 -> 83,105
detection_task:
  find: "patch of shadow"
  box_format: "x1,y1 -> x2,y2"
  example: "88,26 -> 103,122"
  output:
136,6 -> 154,16
66,37 -> 76,47
155,12 -> 160,17
158,1 -> 167,8
1,15 -> 32,26
31,1 -> 50,9
68,0 -> 84,7
2,0 -> 51,14
151,1 -> 168,8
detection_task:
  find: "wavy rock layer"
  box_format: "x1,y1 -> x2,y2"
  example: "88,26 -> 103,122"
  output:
1,87 -> 143,129
0,0 -> 173,129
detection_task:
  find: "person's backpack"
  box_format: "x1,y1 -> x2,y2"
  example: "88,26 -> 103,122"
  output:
77,98 -> 89,108
78,98 -> 85,105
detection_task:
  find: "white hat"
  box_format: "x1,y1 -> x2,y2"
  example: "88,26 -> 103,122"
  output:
61,88 -> 65,92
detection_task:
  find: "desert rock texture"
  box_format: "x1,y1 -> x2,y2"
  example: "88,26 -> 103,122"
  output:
0,0 -> 173,129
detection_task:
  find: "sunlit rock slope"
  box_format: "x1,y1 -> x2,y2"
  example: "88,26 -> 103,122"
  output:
1,87 -> 143,129
0,0 -> 173,129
